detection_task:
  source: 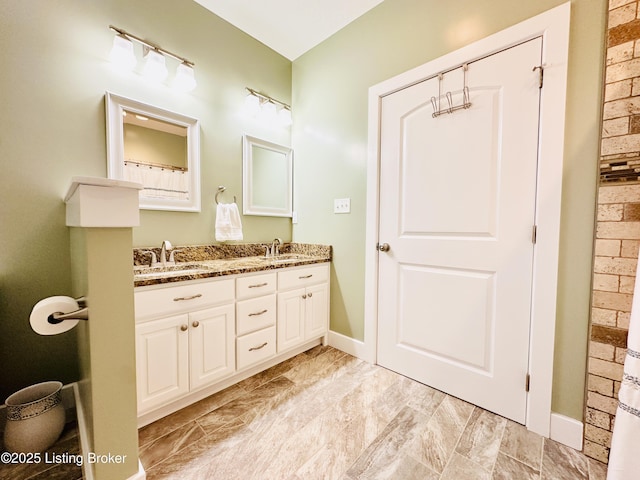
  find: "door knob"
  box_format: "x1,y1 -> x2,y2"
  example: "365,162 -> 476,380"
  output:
377,243 -> 390,252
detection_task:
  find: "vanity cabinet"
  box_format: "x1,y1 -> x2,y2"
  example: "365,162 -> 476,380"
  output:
277,264 -> 330,352
135,278 -> 235,414
134,261 -> 329,424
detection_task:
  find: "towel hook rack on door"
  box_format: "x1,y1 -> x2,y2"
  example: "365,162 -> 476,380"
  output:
430,63 -> 472,118
215,185 -> 236,204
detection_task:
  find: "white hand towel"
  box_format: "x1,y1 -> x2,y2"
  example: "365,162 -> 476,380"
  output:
608,252 -> 640,479
215,202 -> 243,241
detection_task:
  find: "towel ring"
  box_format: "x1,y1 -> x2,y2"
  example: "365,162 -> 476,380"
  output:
215,186 -> 236,205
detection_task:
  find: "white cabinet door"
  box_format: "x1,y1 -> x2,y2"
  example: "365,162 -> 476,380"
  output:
305,283 -> 328,340
189,304 -> 235,390
277,288 -> 305,352
277,282 -> 329,352
136,314 -> 189,412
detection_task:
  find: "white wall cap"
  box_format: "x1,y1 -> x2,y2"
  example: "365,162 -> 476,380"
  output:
64,176 -> 142,203
65,176 -> 142,227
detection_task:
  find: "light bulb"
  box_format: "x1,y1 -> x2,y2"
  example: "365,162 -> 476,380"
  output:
142,48 -> 168,82
173,62 -> 197,92
243,93 -> 261,117
278,107 -> 292,126
259,101 -> 277,124
109,34 -> 136,71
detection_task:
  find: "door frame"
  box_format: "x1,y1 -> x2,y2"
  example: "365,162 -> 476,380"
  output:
363,3 -> 570,437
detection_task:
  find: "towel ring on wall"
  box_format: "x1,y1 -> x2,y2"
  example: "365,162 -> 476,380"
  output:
215,185 -> 236,204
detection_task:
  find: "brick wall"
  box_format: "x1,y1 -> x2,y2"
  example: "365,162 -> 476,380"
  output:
584,0 -> 640,464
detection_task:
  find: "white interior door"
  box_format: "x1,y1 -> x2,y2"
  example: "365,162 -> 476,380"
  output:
377,38 -> 542,423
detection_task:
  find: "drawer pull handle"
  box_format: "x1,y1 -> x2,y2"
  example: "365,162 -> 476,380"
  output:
173,294 -> 203,302
249,282 -> 268,288
192,321 -> 200,328
249,309 -> 268,317
299,274 -> 313,279
249,342 -> 268,351
180,324 -> 188,332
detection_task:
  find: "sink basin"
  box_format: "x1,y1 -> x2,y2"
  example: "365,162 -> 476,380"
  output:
134,264 -> 209,278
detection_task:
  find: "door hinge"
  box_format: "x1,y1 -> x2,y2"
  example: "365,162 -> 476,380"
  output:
525,373 -> 531,392
532,225 -> 537,244
533,65 -> 544,88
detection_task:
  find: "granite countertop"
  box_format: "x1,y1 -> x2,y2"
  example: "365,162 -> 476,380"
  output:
133,243 -> 331,287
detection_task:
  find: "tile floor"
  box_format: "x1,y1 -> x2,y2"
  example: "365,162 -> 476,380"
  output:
139,346 -> 609,480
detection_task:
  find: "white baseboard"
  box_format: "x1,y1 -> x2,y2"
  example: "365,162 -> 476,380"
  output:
72,382 -> 93,480
327,330 -> 369,360
128,460 -> 146,480
550,412 -> 584,451
72,383 -> 146,480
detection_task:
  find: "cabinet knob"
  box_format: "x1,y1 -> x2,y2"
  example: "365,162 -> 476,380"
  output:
180,324 -> 188,332
192,321 -> 200,328
308,292 -> 313,298
302,294 -> 307,299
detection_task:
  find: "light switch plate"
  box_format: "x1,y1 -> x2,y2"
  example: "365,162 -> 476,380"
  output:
334,198 -> 351,214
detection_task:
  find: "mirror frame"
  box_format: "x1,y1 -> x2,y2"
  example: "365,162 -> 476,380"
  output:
242,135 -> 293,217
105,92 -> 201,212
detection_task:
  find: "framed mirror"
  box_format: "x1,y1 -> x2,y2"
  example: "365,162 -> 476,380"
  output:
242,135 -> 293,217
105,92 -> 201,212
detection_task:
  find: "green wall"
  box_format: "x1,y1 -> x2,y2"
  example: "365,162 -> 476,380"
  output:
291,0 -> 606,420
0,0 -> 291,402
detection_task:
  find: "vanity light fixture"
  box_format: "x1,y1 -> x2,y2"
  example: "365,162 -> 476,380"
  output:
243,91 -> 261,117
278,106 -> 293,126
244,88 -> 292,127
109,33 -> 136,71
108,25 -> 197,92
259,100 -> 278,123
173,62 -> 197,92
142,48 -> 168,82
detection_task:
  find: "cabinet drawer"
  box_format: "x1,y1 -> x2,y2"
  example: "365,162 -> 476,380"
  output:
237,326 -> 276,370
236,272 -> 277,300
135,278 -> 235,320
236,294 -> 276,336
277,264 -> 329,291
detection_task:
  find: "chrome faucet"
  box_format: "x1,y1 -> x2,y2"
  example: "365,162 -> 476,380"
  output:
271,238 -> 282,257
159,240 -> 173,266
141,250 -> 158,267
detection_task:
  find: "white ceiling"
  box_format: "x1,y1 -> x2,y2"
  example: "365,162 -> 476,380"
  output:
193,0 -> 384,60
